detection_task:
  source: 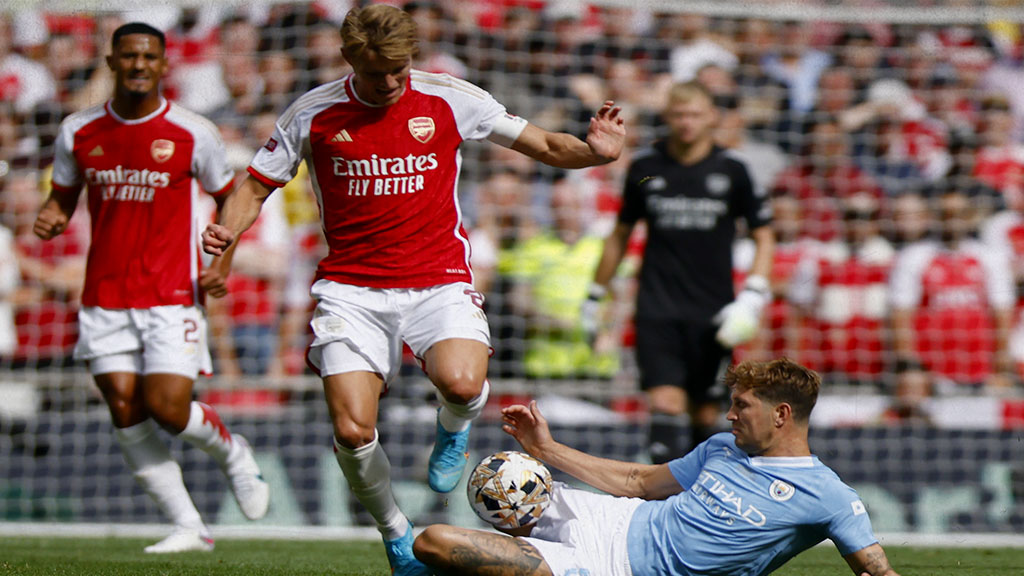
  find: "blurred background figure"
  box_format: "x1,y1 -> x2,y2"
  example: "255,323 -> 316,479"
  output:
772,115 -> 883,242
585,81 -> 774,463
789,192 -> 895,386
878,357 -> 935,425
471,164 -> 538,379
890,184 -> 1016,391
4,169 -> 85,369
504,175 -> 620,380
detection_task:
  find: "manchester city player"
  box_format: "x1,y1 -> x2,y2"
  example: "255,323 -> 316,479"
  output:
413,358 -> 900,576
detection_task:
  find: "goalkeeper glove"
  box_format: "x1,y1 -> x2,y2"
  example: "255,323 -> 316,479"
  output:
580,283 -> 607,346
714,275 -> 770,349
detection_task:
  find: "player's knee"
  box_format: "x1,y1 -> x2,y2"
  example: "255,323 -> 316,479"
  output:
647,386 -> 687,415
412,525 -> 450,565
144,401 -> 189,433
433,370 -> 484,405
105,400 -> 146,428
332,419 -> 376,449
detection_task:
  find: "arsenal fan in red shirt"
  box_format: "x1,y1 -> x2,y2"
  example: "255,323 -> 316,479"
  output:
32,23 -> 269,554
202,5 -> 624,576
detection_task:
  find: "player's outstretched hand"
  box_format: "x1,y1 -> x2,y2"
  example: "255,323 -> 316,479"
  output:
33,203 -> 69,240
202,223 -> 235,256
587,100 -> 626,163
501,400 -> 555,457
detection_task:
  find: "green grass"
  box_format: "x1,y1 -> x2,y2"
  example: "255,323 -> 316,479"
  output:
1,536 -> 1022,575
0,537 -> 387,576
774,545 -> 1024,575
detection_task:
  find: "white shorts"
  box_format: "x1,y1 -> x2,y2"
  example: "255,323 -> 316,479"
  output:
523,483 -> 640,576
74,306 -> 212,378
306,280 -> 490,382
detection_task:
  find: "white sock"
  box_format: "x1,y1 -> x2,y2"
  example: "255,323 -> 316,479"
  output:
178,401 -> 237,469
438,379 -> 489,433
333,431 -> 408,540
114,420 -> 206,534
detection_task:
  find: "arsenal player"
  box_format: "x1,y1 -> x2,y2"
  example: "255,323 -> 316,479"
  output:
201,5 -> 624,575
33,22 -> 269,554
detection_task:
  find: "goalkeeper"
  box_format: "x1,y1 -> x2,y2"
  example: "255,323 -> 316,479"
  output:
582,80 -> 775,463
414,358 -> 901,576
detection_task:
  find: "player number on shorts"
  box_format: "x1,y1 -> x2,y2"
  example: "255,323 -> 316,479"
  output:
184,319 -> 200,343
464,289 -> 485,309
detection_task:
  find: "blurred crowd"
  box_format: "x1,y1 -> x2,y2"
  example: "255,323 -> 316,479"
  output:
4,1 -> 1024,423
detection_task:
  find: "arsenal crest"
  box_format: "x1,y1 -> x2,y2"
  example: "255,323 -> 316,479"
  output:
409,117 -> 435,143
151,139 -> 175,163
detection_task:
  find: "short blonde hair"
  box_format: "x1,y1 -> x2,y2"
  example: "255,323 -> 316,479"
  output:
724,358 -> 820,423
665,80 -> 714,108
341,4 -> 419,61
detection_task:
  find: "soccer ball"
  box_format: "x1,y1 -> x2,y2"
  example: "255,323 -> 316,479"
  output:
467,450 -> 553,529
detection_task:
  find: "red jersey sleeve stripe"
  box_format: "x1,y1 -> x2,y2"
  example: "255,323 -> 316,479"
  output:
209,178 -> 234,198
247,166 -> 287,189
50,181 -> 80,195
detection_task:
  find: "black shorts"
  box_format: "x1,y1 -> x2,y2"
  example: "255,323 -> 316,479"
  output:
634,316 -> 732,404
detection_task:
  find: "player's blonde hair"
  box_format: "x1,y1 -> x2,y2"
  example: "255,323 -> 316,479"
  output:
665,80 -> 714,108
341,4 -> 419,61
725,358 -> 820,423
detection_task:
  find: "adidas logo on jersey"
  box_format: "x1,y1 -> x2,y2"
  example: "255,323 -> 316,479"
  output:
332,130 -> 353,143
89,145 -> 104,157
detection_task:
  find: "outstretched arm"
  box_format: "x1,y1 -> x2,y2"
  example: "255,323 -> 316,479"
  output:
844,543 -> 900,576
502,401 -> 682,500
510,101 -> 625,169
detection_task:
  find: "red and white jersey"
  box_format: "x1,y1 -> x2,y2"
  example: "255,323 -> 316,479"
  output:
50,98 -> 234,309
889,239 -> 1015,382
974,144 -> 1024,208
248,70 -> 527,289
790,237 -> 895,377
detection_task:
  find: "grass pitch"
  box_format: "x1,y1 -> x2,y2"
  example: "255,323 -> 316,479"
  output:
1,536 -> 1022,575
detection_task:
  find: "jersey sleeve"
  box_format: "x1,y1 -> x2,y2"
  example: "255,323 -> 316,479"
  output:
248,113 -> 306,188
822,482 -> 878,555
972,240 -> 1015,311
667,433 -> 722,489
729,154 -> 772,230
412,72 -> 510,143
191,119 -> 236,197
447,78 -> 507,142
788,254 -> 820,308
485,113 -> 529,148
888,242 -> 932,310
50,120 -> 82,192
618,157 -> 649,226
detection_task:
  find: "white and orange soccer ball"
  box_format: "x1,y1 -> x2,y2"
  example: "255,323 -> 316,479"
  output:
467,450 -> 553,529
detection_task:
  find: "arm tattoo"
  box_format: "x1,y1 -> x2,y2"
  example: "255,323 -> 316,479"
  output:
861,548 -> 893,576
449,533 -> 546,576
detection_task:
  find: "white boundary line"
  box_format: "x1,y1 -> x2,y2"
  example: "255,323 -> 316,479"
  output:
0,522 -> 381,542
3,523 -> 1024,548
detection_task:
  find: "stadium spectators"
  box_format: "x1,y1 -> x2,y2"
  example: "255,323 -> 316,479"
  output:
0,14 -> 57,117
4,2 -> 1024,401
771,115 -> 884,242
5,168 -> 84,369
505,175 -> 620,380
889,184 -> 1016,390
789,193 -> 896,385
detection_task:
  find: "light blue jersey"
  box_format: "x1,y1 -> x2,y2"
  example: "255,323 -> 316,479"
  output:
627,433 -> 876,576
